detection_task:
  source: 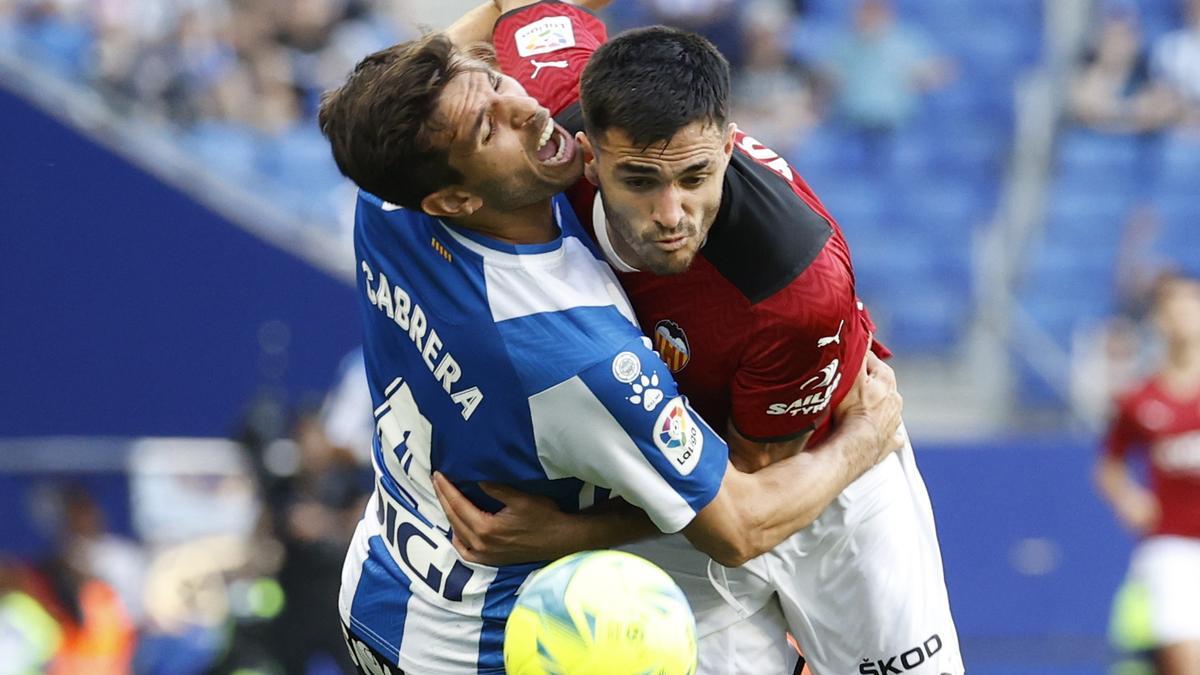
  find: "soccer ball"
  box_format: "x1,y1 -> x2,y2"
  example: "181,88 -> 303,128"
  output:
504,550 -> 698,675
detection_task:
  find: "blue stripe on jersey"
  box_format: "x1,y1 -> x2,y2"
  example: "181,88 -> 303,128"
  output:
478,565 -> 540,672
574,346 -> 728,516
349,535 -> 414,663
497,305 -> 641,397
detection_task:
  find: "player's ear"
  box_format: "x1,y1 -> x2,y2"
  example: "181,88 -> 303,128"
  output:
722,123 -> 737,158
421,188 -> 483,219
577,132 -> 599,187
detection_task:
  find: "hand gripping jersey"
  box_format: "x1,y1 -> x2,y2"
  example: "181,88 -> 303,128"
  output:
1106,376 -> 1200,540
340,192 -> 727,674
495,2 -> 890,446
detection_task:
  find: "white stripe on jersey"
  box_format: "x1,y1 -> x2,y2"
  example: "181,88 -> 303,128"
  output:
339,506 -> 373,627
399,589 -> 485,673
530,375 -> 698,534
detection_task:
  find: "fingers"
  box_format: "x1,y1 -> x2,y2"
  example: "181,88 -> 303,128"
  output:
433,472 -> 485,551
478,481 -> 524,506
864,352 -> 896,388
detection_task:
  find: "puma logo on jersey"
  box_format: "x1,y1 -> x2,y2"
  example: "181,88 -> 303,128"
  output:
530,58 -> 568,79
817,320 -> 844,348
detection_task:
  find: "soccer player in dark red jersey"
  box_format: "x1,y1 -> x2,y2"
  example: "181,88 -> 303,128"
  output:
1098,274 -> 1200,675
433,2 -> 963,673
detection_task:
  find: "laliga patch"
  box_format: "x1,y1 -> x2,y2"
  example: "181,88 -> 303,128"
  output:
514,16 -> 576,58
654,398 -> 703,475
653,320 -> 690,373
611,351 -> 641,384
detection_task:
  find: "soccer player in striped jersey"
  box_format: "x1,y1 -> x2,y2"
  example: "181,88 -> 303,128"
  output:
316,4 -> 904,673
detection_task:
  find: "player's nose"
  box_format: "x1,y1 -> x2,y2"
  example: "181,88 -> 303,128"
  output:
500,94 -> 543,129
652,186 -> 686,231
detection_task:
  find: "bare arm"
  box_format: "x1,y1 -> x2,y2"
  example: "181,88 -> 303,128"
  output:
682,353 -> 902,565
436,353 -> 900,567
448,0 -> 613,47
1094,454 -> 1159,535
433,477 -> 658,565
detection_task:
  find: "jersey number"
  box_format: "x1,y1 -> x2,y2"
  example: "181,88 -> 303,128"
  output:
376,377 -> 474,602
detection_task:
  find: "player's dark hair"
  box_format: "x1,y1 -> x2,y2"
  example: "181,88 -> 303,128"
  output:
580,26 -> 730,147
318,34 -> 467,210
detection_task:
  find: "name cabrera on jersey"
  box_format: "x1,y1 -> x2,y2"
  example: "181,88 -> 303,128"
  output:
342,192 -> 726,674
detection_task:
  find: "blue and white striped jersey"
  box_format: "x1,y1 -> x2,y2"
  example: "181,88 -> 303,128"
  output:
339,192 -> 728,675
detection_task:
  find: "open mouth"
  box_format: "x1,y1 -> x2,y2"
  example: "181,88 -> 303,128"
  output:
534,117 -> 575,166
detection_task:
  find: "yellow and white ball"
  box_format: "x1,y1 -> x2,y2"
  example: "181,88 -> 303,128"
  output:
504,550 -> 698,675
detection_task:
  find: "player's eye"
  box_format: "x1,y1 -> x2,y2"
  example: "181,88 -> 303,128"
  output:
680,175 -> 708,189
484,114 -> 496,144
624,178 -> 653,190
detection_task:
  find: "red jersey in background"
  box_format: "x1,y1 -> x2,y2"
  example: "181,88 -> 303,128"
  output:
1106,377 -> 1200,540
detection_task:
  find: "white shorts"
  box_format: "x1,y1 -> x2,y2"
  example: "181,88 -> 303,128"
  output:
1129,535 -> 1200,646
624,430 -> 962,675
696,597 -> 799,675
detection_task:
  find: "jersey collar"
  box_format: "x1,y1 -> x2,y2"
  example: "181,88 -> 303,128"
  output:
591,194 -> 642,273
437,199 -> 568,267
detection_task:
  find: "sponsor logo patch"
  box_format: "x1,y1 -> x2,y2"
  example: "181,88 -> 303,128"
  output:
612,351 -> 641,384
653,319 -> 691,373
767,358 -> 842,417
654,398 -> 703,475
858,634 -> 946,675
514,16 -> 575,58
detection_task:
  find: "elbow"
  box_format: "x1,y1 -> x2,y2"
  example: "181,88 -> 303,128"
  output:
710,517 -> 771,568
707,539 -> 755,568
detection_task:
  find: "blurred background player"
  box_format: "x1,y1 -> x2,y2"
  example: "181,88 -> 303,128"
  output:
1097,273 -> 1200,675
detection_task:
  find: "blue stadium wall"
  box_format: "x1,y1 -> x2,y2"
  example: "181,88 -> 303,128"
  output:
0,86 -> 360,437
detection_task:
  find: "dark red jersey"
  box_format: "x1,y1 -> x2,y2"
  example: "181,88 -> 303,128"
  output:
1106,376 -> 1200,540
495,1 -> 888,444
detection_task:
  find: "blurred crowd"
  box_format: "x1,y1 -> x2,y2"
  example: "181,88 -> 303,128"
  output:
0,354 -> 374,675
0,0 -> 413,131
0,0 -> 970,231
1068,0 -> 1200,133
1062,0 -> 1200,425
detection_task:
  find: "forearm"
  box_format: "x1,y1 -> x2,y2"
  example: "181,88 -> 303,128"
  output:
496,0 -> 613,12
714,415 -> 885,564
1095,456 -> 1147,508
445,1 -> 503,47
551,500 -> 659,556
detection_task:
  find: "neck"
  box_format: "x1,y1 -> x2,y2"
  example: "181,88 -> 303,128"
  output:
606,222 -> 644,269
448,199 -> 558,245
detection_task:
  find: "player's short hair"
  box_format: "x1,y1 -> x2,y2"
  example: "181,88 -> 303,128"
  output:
318,34 -> 468,210
580,26 -> 730,147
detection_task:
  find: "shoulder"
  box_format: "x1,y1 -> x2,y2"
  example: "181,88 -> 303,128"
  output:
703,133 -> 833,304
